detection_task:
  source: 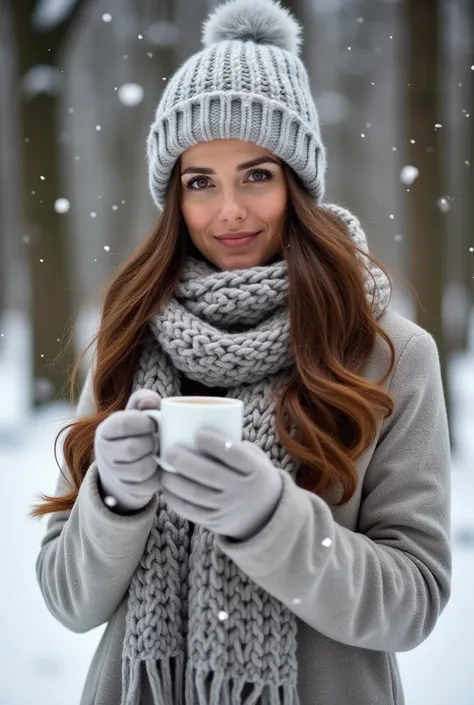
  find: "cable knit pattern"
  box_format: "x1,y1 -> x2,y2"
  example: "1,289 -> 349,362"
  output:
120,204 -> 391,705
146,0 -> 326,210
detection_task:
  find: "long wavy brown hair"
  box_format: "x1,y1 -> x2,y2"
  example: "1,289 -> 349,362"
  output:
31,162 -> 396,518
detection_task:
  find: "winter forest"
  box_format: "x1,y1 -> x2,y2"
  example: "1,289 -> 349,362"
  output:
0,0 -> 473,703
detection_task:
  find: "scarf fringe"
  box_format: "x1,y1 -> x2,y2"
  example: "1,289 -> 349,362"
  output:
122,655 -> 185,705
186,662 -> 299,705
121,657 -> 140,705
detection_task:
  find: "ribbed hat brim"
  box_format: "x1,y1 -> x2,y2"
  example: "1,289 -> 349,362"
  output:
147,91 -> 326,209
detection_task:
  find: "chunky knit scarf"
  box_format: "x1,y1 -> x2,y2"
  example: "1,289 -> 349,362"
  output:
121,205 -> 391,705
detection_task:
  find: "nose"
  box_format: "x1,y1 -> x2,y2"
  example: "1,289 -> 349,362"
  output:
218,190 -> 247,224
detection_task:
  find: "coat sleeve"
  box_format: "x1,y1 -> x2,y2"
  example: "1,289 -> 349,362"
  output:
36,366 -> 158,633
216,330 -> 452,652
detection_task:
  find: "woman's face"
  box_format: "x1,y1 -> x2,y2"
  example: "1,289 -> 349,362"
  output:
180,139 -> 288,270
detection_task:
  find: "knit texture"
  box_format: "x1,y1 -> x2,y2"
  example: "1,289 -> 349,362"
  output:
120,204 -> 391,704
146,0 -> 326,209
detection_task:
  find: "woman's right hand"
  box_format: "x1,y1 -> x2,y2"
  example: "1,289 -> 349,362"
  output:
94,390 -> 162,512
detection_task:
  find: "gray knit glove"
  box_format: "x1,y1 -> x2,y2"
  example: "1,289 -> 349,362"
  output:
94,390 -> 161,513
159,429 -> 284,541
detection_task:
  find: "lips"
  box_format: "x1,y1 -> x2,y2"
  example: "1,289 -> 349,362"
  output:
216,231 -> 261,249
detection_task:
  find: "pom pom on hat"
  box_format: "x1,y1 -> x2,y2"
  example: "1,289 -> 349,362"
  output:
202,0 -> 302,55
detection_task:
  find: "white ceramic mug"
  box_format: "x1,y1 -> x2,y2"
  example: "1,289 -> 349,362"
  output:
143,396 -> 244,472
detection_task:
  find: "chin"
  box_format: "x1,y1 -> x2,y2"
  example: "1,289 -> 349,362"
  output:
216,253 -> 265,270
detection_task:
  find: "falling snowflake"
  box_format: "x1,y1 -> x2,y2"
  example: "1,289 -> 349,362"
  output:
389,214 -> 395,220
400,166 -> 419,185
54,198 -> 70,214
22,65 -> 62,98
394,234 -> 403,242
118,83 -> 144,107
321,538 -> 332,548
437,197 -> 451,213
90,212 -> 97,218
102,13 -> 112,23
217,611 -> 229,621
104,245 -> 110,252
40,175 -> 45,181
96,125 -> 102,131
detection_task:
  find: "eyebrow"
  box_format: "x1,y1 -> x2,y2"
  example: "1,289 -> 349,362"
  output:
180,156 -> 281,176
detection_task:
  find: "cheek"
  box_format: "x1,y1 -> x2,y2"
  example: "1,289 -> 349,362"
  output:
180,199 -> 210,236
257,189 -> 287,230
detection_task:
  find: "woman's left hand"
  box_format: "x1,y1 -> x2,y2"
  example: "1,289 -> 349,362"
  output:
159,430 -> 283,541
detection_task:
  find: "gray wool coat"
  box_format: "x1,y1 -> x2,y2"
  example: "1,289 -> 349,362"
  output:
36,309 -> 451,705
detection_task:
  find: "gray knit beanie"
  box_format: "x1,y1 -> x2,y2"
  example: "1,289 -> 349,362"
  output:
146,0 -> 327,210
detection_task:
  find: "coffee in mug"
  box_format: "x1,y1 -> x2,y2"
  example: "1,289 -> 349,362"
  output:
143,396 -> 244,472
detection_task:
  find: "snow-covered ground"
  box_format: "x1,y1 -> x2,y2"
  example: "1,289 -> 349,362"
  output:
0,316 -> 473,705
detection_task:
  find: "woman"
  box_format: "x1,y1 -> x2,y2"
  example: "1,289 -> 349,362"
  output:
33,1 -> 451,704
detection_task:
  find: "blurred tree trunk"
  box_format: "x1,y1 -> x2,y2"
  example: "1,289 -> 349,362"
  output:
464,1 -> 474,342
444,0 -> 474,355
0,0 -> 27,318
85,0 -> 177,260
337,0 -> 373,211
130,0 -> 177,244
405,0 -> 451,418
10,0 -> 91,404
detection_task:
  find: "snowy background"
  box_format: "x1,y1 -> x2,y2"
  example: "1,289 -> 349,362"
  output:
0,304 -> 473,705
1,0 -> 474,703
